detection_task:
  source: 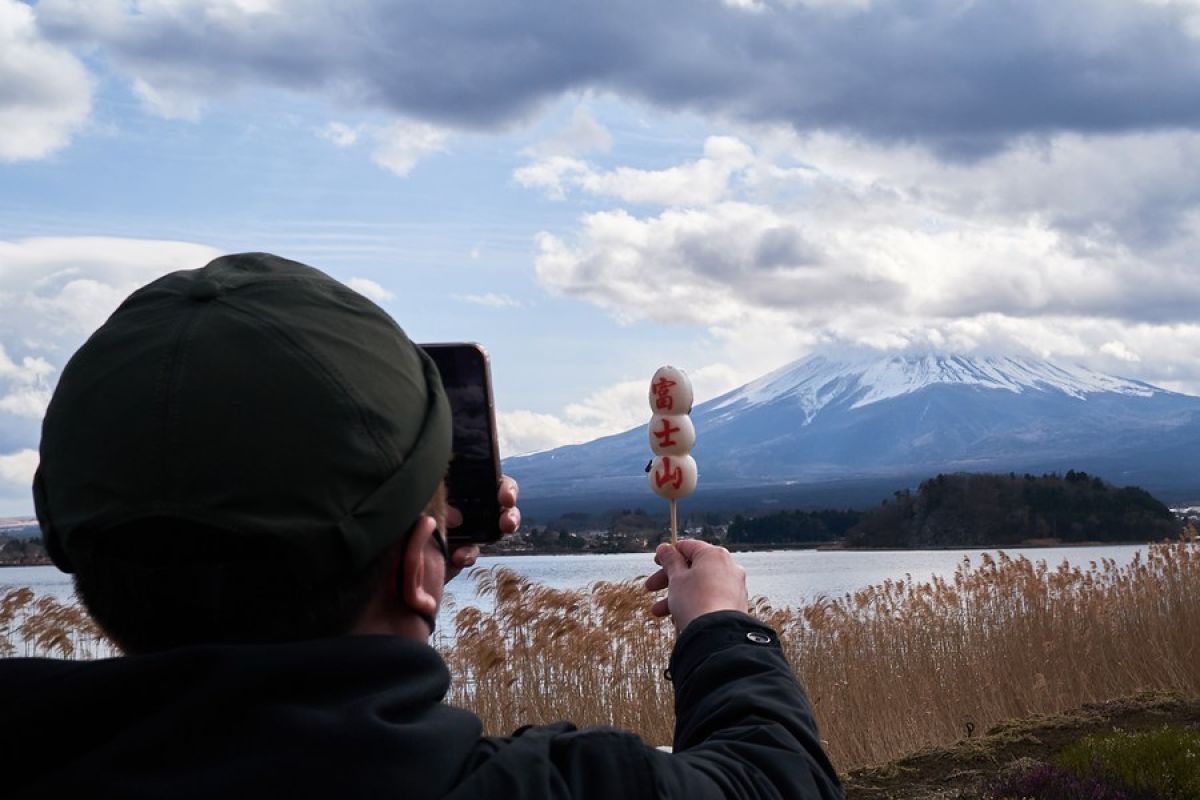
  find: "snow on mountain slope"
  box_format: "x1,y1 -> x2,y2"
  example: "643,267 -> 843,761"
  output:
709,353 -> 1162,422
504,350 -> 1200,510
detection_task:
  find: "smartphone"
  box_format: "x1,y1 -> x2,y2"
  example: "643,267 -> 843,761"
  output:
420,343 -> 503,545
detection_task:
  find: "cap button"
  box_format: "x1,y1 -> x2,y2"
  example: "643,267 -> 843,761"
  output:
187,279 -> 222,302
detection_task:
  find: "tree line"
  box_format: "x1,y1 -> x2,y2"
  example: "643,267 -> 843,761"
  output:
727,509 -> 863,545
728,471 -> 1180,548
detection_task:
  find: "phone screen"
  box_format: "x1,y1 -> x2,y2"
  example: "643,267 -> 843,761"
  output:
420,343 -> 502,544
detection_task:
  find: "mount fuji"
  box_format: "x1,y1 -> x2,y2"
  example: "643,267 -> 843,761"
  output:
504,353 -> 1200,514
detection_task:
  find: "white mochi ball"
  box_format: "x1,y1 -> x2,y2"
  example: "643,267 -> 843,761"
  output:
648,454 -> 698,500
648,413 -> 695,457
648,366 -> 693,415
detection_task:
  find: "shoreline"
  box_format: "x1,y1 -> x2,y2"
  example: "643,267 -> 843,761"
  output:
479,538 -> 1158,558
1,538 -> 1162,569
824,538 -> 1159,553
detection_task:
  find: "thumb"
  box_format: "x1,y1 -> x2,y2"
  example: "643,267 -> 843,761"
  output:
655,543 -> 689,577
674,538 -> 711,562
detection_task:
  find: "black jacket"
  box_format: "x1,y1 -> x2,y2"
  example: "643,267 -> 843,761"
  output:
1,611 -> 841,799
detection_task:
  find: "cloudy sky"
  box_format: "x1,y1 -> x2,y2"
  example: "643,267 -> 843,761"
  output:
3,0 -> 1200,514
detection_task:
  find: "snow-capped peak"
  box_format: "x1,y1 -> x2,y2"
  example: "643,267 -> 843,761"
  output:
709,352 -> 1164,419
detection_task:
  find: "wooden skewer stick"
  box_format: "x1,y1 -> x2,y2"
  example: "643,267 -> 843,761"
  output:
670,499 -> 678,546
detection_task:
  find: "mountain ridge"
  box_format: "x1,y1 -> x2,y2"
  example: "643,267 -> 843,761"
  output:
504,352 -> 1200,513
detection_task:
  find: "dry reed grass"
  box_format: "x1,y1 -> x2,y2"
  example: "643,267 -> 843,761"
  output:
4,533 -> 1198,773
438,570 -> 677,744
779,534 -> 1200,769
442,534 -> 1200,771
0,587 -> 113,659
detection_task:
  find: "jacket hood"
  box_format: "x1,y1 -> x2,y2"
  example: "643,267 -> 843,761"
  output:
0,635 -> 481,799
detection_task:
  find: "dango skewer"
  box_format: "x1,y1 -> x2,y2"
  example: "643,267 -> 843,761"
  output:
647,366 -> 697,545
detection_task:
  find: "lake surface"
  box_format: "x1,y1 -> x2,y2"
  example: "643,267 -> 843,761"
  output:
1,544 -> 1150,629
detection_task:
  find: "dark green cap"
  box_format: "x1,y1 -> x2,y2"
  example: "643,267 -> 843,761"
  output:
34,253 -> 452,583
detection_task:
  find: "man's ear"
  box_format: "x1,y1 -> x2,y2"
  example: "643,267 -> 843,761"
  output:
401,515 -> 444,620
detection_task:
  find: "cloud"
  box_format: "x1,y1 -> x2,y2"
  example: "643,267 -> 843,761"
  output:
0,346 -> 54,420
0,348 -> 54,382
498,379 -> 650,456
315,118 -> 449,176
516,136 -> 757,205
721,0 -> 767,11
33,0 -> 1200,154
0,237 -> 223,346
493,380 -> 630,456
497,410 -> 604,457
455,292 -> 521,309
369,120 -> 449,176
527,129 -> 1200,394
1141,0 -> 1200,37
132,76 -> 204,120
535,201 -> 871,326
0,388 -> 52,419
1100,340 -> 1142,364
347,277 -> 394,302
527,105 -> 613,158
0,446 -> 37,494
318,121 -> 360,147
512,157 -> 584,201
0,0 -> 92,160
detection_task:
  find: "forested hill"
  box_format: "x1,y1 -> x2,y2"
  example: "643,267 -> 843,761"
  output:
845,471 -> 1180,548
727,509 -> 862,545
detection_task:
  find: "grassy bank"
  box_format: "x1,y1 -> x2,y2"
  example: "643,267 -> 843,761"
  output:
843,692 -> 1200,799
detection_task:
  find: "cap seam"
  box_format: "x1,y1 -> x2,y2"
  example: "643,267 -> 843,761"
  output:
165,304 -> 209,502
153,304 -> 204,505
218,299 -> 399,474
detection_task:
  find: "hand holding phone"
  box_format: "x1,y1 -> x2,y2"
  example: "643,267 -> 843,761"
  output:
443,475 -> 521,582
420,343 -> 503,546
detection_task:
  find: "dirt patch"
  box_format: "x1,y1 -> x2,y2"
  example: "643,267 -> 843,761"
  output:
842,692 -> 1200,800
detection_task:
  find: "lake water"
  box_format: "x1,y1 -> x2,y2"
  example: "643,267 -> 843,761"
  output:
0,544 -> 1150,629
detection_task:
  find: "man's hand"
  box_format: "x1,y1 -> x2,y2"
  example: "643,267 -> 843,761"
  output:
444,475 -> 521,583
645,539 -> 749,632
